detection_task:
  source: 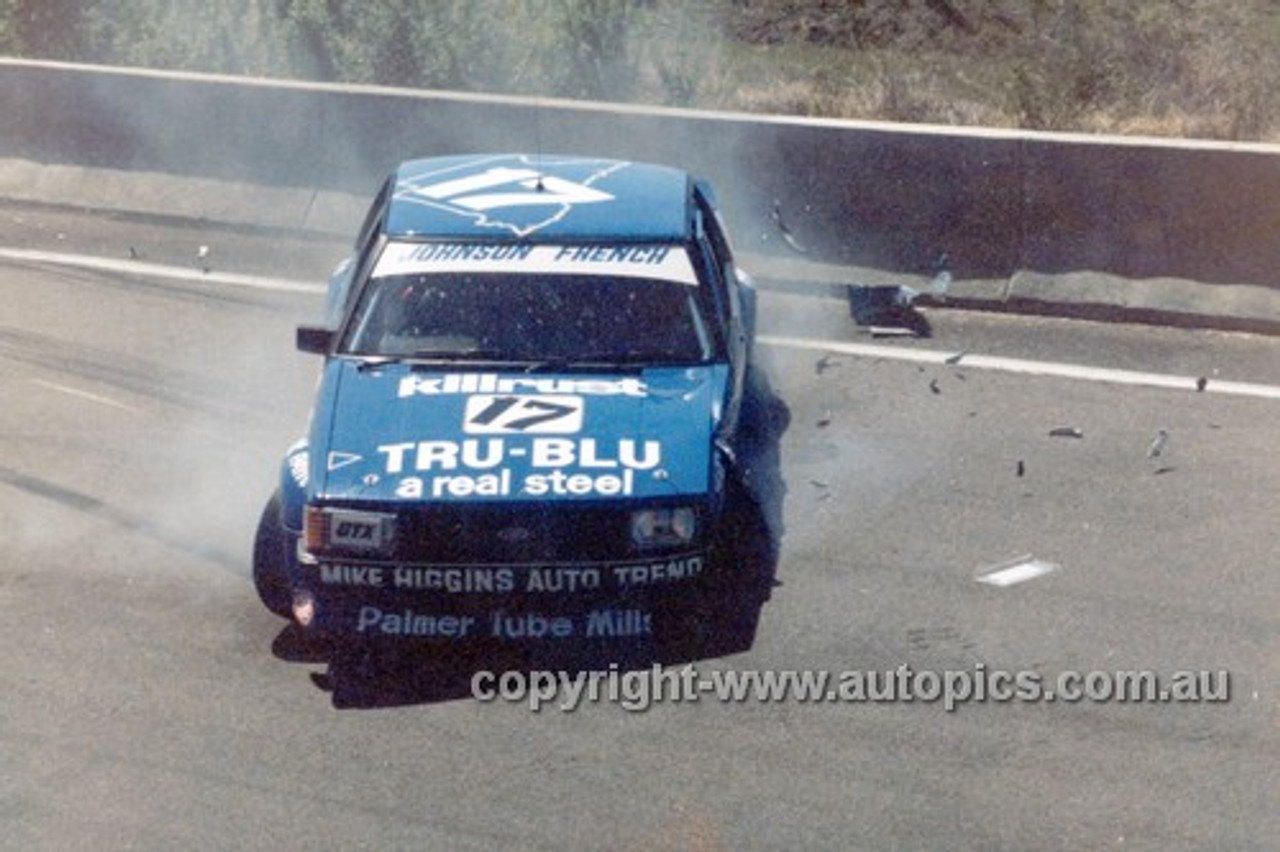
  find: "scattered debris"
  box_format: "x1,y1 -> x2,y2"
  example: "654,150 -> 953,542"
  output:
1049,426 -> 1084,439
928,266 -> 952,302
847,285 -> 932,337
945,350 -> 967,365
865,325 -> 920,338
771,200 -> 808,254
976,555 -> 1060,588
809,479 -> 829,489
1196,376 -> 1208,392
905,252 -> 951,303
1146,428 -> 1169,459
906,625 -> 973,652
895,284 -> 922,306
814,355 -> 839,375
1153,466 -> 1176,475
815,413 -> 832,428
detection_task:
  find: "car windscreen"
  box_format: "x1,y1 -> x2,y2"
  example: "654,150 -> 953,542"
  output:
340,271 -> 713,365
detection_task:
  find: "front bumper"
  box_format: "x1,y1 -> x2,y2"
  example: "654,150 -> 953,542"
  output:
296,551 -> 708,641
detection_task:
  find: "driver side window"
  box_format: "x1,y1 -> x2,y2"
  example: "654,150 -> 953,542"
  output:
696,195 -> 743,329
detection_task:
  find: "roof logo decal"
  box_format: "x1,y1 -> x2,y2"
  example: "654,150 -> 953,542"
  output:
395,157 -> 627,237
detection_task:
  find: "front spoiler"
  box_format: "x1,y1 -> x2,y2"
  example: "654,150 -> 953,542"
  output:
296,551 -> 709,641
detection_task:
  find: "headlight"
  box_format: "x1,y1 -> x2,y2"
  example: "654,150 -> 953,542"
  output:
631,507 -> 696,547
304,506 -> 397,554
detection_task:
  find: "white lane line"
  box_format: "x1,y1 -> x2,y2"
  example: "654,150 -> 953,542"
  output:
29,378 -> 145,414
0,247 -> 325,294
760,334 -> 1280,400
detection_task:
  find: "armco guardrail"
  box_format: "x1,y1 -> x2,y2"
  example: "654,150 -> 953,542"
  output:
2,58 -> 1278,288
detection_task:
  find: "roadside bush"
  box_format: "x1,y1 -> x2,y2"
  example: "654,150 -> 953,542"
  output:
0,0 -> 1274,142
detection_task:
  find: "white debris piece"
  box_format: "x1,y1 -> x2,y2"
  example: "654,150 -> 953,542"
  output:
976,555 -> 1060,587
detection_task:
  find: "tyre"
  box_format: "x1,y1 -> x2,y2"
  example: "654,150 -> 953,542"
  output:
698,526 -> 770,657
655,569 -> 765,664
656,482 -> 774,663
252,490 -> 293,618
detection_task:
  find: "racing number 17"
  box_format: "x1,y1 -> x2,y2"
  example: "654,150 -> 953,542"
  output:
467,396 -> 579,432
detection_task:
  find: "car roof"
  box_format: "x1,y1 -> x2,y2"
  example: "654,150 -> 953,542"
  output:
383,154 -> 695,242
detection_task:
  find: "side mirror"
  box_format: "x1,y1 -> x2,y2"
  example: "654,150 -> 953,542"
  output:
296,325 -> 334,354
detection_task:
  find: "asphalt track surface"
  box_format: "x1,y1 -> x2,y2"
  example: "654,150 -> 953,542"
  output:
1,205 -> 1277,850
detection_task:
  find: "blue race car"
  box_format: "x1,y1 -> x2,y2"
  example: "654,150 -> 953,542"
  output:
253,154 -> 787,665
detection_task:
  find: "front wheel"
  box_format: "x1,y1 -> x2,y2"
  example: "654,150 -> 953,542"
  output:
252,491 -> 293,618
657,493 -> 775,662
655,569 -> 766,664
700,539 -> 771,658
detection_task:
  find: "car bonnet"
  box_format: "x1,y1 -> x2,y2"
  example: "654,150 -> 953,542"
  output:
308,360 -> 726,503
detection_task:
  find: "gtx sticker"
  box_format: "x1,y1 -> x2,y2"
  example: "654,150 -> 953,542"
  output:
327,511 -> 391,549
399,373 -> 646,398
463,395 -> 583,434
374,241 -> 699,285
